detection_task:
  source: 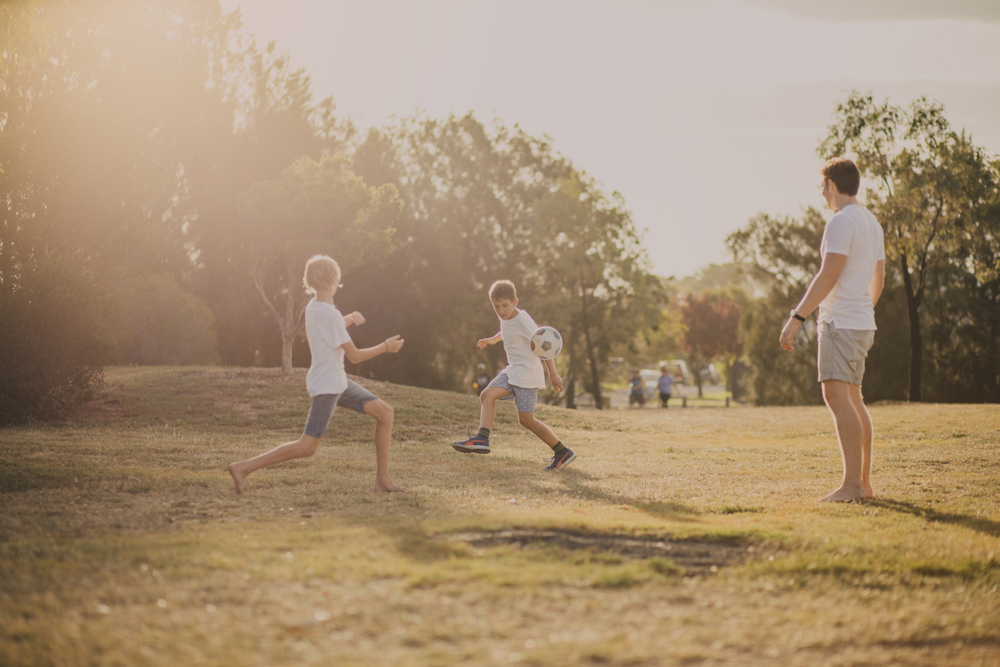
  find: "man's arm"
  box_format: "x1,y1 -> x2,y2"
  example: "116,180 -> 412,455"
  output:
779,252 -> 847,351
870,259 -> 885,307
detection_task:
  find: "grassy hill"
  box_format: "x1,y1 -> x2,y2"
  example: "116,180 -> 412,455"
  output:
1,367 -> 999,666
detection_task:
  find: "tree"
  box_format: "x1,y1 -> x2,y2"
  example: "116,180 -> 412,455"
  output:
233,155 -> 401,373
678,292 -> 743,398
818,92 -> 998,401
728,209 -> 826,405
531,173 -> 663,409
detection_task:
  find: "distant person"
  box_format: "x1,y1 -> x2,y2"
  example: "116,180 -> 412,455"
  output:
628,370 -> 645,408
229,255 -> 406,494
451,280 -> 576,470
658,366 -> 675,408
779,157 -> 885,503
473,363 -> 491,396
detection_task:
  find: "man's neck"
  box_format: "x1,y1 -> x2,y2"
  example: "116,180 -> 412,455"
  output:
833,195 -> 860,212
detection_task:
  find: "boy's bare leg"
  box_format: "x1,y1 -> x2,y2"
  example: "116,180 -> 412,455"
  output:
820,380 -> 865,502
228,435 -> 320,494
479,387 -> 509,430
849,383 -> 874,498
364,399 -> 406,493
517,411 -> 559,448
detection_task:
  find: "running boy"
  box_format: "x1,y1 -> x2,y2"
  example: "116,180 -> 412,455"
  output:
451,280 -> 576,470
229,255 -> 406,494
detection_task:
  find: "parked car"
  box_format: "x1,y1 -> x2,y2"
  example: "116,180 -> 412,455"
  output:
659,360 -> 693,385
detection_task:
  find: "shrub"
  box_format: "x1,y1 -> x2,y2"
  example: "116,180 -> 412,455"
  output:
0,261 -> 119,424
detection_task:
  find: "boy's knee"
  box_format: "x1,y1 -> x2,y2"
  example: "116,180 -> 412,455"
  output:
300,437 -> 319,457
369,400 -> 393,422
517,412 -> 535,427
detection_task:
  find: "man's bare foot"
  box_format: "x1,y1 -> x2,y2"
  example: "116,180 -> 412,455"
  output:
820,485 -> 865,503
229,463 -> 247,494
374,479 -> 407,493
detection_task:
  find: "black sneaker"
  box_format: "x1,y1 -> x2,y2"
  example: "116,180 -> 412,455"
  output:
544,448 -> 576,470
452,433 -> 491,454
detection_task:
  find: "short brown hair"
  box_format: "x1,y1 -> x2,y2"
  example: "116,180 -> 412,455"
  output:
303,255 -> 341,294
821,157 -> 860,196
489,279 -> 517,302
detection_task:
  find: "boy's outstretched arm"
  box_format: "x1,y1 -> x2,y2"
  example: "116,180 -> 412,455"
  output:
343,336 -> 404,364
477,332 -> 502,349
544,359 -> 564,391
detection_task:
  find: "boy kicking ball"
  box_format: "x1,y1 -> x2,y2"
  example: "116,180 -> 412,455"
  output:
229,255 -> 406,494
452,280 -> 576,470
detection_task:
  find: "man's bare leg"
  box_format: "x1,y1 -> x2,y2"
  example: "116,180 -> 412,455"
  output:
364,399 -> 406,493
820,380 -> 865,502
849,383 -> 874,498
228,435 -> 320,494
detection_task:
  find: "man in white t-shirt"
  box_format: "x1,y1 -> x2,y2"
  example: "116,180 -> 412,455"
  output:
779,157 -> 886,502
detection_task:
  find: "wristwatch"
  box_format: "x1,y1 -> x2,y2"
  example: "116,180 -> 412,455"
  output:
790,310 -> 806,322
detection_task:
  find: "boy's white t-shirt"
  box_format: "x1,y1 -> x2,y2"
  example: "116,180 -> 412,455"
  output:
500,309 -> 546,389
305,299 -> 352,397
818,204 -> 885,331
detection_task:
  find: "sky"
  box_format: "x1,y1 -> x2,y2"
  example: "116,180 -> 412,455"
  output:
217,0 -> 1000,278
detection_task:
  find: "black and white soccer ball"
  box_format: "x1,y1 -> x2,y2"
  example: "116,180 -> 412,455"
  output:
529,326 -> 563,360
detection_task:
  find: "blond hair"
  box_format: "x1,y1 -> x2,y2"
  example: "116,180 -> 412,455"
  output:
303,255 -> 341,294
489,279 -> 517,302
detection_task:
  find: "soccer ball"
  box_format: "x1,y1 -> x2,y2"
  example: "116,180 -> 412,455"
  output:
530,326 -> 563,359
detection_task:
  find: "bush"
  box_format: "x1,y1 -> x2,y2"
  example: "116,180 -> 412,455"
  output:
116,274 -> 219,366
0,261 -> 119,424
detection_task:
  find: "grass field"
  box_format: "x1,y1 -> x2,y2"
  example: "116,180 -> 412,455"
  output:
2,367 -> 999,666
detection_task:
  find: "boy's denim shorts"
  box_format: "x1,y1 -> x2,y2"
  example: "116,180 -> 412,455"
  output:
488,371 -> 538,413
817,321 -> 875,385
303,380 -> 379,438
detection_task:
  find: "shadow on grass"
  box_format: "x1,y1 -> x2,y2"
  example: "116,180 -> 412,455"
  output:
867,498 -> 1000,538
552,468 -> 702,522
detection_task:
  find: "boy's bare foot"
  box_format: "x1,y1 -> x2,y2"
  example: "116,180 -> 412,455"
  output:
229,463 -> 246,494
863,482 -> 874,499
820,485 -> 865,503
374,479 -> 407,493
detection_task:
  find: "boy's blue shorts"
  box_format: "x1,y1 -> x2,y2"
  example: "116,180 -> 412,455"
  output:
303,380 -> 379,438
488,371 -> 538,414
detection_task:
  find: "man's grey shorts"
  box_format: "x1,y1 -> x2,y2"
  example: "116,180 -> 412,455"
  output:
488,371 -> 538,413
817,321 -> 875,385
303,380 -> 379,438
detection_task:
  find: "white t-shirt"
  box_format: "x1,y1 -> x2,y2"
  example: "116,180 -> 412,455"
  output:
817,204 -> 885,330
500,309 -> 546,389
305,300 -> 352,397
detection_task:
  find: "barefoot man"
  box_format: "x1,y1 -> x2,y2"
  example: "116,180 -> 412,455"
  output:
780,157 -> 885,502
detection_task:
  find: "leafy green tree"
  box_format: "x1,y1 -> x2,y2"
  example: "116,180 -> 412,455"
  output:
234,155 -> 401,373
531,174 -> 663,408
728,209 -> 826,405
818,92 -> 998,401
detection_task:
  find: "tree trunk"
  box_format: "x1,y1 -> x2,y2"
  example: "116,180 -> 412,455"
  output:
565,333 -> 578,409
565,378 -> 576,410
281,333 -> 294,375
579,284 -> 604,409
899,255 -> 922,402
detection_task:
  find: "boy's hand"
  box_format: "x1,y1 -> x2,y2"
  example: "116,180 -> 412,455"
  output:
477,338 -> 491,349
345,312 -> 365,327
551,373 -> 564,392
384,335 -> 404,353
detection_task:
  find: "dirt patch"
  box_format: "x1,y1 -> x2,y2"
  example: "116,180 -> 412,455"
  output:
443,529 -> 748,573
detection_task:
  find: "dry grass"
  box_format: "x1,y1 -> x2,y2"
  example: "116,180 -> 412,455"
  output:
1,366 -> 999,666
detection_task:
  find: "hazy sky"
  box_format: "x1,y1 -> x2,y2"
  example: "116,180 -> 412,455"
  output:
218,0 -> 1000,277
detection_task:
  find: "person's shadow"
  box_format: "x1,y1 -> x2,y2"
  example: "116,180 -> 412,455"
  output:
865,498 -> 1000,538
